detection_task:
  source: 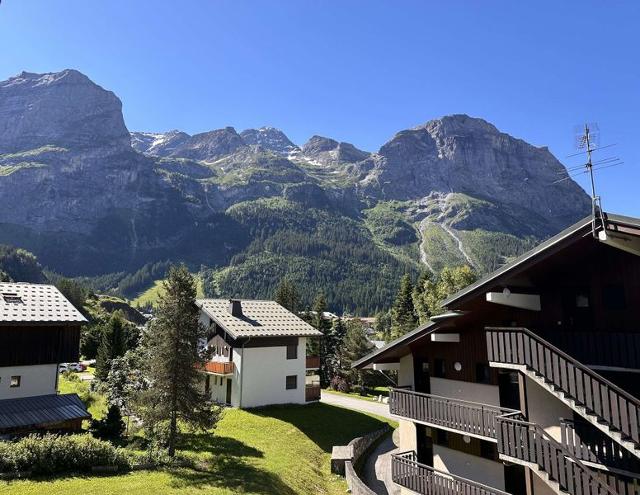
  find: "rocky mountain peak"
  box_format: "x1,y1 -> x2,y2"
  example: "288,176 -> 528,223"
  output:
173,127 -> 245,161
130,130 -> 191,156
302,135 -> 369,165
0,69 -> 130,153
240,127 -> 298,155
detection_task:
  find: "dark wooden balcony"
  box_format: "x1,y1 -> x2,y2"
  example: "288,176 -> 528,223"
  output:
389,388 -> 517,441
561,418 -> 640,475
391,451 -> 510,495
203,361 -> 234,375
306,356 -> 320,369
306,384 -> 321,402
487,327 -> 640,451
497,413 -> 617,495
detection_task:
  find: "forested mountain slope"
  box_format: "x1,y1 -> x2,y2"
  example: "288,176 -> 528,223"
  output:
0,70 -> 590,312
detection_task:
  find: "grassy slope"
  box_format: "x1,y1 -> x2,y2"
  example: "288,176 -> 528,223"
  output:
131,276 -> 205,307
0,404 -> 393,495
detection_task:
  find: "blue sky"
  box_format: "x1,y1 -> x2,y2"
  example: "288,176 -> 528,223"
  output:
1,1 -> 638,215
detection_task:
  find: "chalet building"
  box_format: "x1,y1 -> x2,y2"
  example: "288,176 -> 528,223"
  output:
196,299 -> 322,408
355,212 -> 640,495
0,283 -> 90,435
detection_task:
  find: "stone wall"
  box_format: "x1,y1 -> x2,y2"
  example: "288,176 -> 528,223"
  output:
331,425 -> 391,494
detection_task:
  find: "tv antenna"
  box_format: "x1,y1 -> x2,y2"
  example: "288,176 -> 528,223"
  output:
553,123 -> 623,237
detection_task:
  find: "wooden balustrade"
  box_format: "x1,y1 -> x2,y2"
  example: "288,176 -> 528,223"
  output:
391,451 -> 510,495
203,361 -> 234,375
487,327 -> 640,448
389,388 -> 516,440
497,413 -> 617,495
306,356 -> 320,369
561,418 -> 640,475
306,384 -> 321,402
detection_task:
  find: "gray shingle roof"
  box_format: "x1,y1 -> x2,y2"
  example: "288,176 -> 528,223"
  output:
0,283 -> 87,324
196,299 -> 322,339
0,393 -> 90,430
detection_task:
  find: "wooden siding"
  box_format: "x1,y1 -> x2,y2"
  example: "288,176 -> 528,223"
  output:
0,325 -> 80,366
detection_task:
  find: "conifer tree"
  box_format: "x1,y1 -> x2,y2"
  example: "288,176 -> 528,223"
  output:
310,293 -> 333,386
95,312 -> 127,381
337,320 -> 374,392
274,278 -> 301,313
389,274 -> 417,340
412,265 -> 476,322
136,265 -> 220,457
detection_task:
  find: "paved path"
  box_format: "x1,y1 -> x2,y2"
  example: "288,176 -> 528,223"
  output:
321,391 -> 398,494
361,430 -> 400,495
320,391 -> 393,419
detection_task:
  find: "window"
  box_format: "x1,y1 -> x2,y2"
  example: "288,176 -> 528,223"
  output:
475,363 -> 491,384
286,344 -> 297,360
2,293 -> 23,305
285,375 -> 297,390
10,376 -> 20,388
433,359 -> 446,378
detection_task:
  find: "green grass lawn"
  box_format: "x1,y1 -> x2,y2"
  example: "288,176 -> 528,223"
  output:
0,403 -> 393,495
58,373 -> 107,420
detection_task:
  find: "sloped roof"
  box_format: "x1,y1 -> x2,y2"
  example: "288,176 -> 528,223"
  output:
196,299 -> 322,339
442,212 -> 640,309
0,393 -> 90,430
0,283 -> 87,325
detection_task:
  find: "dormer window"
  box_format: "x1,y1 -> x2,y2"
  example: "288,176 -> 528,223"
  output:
2,293 -> 23,305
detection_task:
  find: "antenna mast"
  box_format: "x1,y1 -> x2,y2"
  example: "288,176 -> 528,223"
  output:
577,123 -> 605,237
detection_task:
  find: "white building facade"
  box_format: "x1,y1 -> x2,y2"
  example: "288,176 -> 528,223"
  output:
197,299 -> 322,408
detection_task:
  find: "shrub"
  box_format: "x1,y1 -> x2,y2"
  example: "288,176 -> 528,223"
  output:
90,404 -> 126,443
329,375 -> 350,393
0,433 -> 131,475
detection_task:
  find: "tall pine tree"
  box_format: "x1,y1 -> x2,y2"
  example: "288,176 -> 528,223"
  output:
337,320 -> 374,392
136,265 -> 220,456
310,293 -> 332,386
274,278 -> 301,313
95,312 -> 127,381
389,274 -> 417,340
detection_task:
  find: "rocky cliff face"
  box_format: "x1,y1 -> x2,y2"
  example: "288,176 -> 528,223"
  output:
0,70 -> 130,153
0,69 -> 590,286
354,114 -> 590,237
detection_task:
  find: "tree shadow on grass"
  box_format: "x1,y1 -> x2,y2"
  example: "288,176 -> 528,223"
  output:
167,456 -> 297,495
249,402 -> 389,452
178,433 -> 263,458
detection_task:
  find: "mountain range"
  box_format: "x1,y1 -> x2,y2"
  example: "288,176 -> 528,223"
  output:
0,69 -> 590,312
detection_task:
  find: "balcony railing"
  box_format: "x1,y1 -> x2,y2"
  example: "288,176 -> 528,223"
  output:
487,327 -> 640,449
391,451 -> 510,495
203,361 -> 234,375
306,384 -> 321,402
497,412 -> 617,495
561,418 -> 640,475
306,356 -> 320,369
389,388 -> 517,441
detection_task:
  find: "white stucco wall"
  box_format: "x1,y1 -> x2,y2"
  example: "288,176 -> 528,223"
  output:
236,337 -> 307,408
398,418 -> 418,452
398,353 -> 414,388
0,364 -> 57,400
433,445 -> 506,491
525,375 -> 573,443
203,373 -> 231,405
430,377 -> 501,407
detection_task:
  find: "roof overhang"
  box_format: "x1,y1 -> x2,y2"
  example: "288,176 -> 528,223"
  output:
353,319 -> 452,369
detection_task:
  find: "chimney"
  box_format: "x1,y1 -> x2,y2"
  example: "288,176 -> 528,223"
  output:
228,299 -> 243,318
